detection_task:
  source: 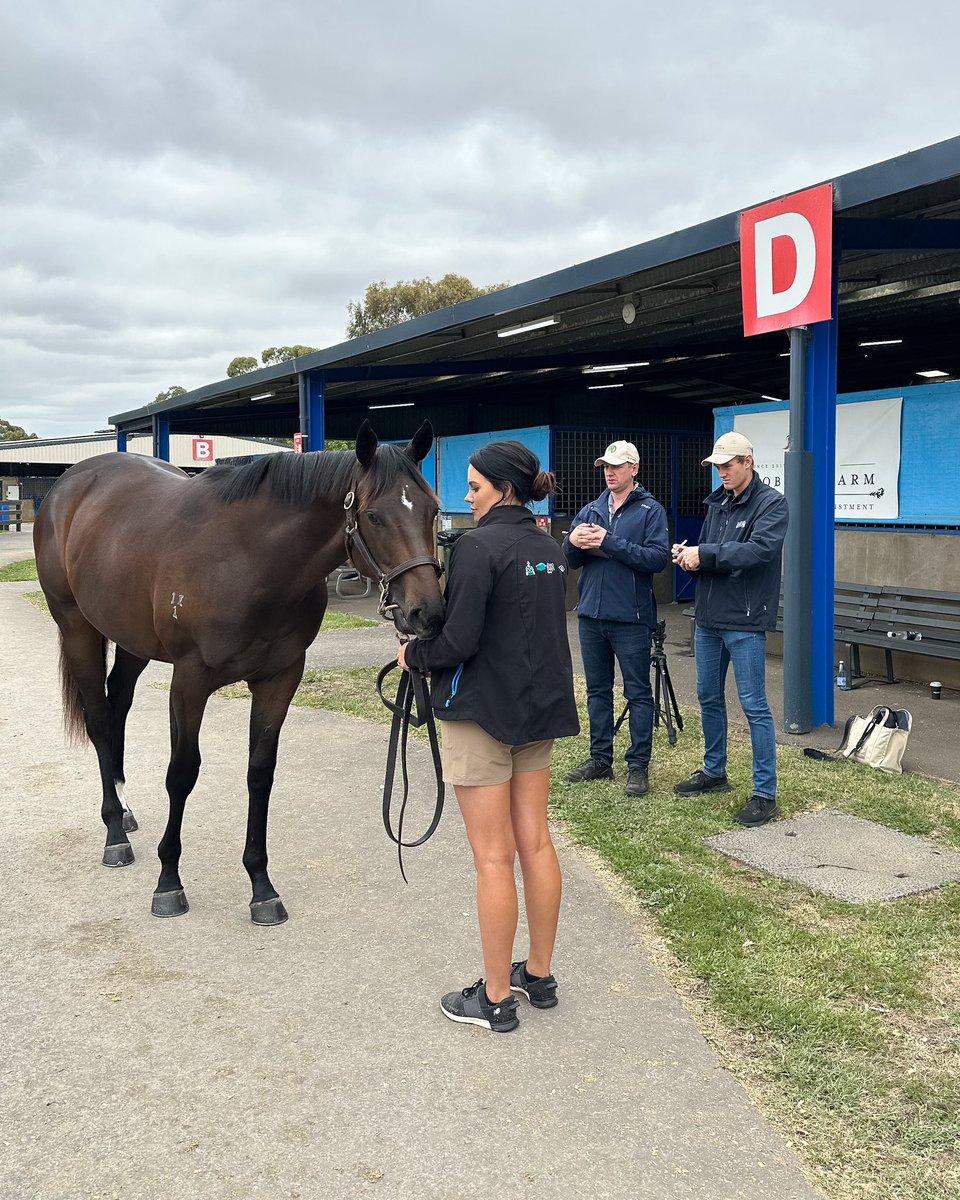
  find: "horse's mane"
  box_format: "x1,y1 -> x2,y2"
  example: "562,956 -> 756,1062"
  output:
197,445 -> 425,507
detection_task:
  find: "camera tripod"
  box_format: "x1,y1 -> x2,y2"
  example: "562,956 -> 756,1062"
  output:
614,620 -> 683,747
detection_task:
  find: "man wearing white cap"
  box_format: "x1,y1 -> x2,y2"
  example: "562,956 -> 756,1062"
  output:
563,440 -> 669,797
672,432 -> 788,826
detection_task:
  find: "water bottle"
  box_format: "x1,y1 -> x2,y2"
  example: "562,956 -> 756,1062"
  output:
837,660 -> 848,690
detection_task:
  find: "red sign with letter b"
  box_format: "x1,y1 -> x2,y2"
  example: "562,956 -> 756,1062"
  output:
740,183 -> 834,337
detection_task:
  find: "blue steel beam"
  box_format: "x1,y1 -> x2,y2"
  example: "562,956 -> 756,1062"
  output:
836,218 -> 960,250
152,413 -> 170,462
303,373 -> 325,451
117,431 -> 128,453
163,405 -> 299,430
805,254 -> 840,729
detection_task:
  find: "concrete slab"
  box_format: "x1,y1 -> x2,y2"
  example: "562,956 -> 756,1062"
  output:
0,579 -> 823,1200
706,808 -> 960,902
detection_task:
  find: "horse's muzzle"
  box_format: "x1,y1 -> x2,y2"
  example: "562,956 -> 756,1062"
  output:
392,598 -> 445,640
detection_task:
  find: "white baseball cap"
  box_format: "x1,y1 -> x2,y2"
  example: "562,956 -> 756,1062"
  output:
702,431 -> 754,465
595,440 -> 639,467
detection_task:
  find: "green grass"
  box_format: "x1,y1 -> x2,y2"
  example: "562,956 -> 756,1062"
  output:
22,590 -> 48,614
0,558 -> 38,582
319,610 -> 378,631
266,666 -> 960,1200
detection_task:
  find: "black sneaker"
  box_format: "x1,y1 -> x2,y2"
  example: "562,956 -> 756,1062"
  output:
625,768 -> 649,797
674,770 -> 732,796
565,757 -> 614,783
510,960 -> 559,1009
734,796 -> 780,826
440,979 -> 520,1032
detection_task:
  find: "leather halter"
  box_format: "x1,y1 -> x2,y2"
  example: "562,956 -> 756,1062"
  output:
343,489 -> 442,621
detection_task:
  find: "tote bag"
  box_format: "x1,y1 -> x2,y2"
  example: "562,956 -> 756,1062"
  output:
837,705 -> 912,775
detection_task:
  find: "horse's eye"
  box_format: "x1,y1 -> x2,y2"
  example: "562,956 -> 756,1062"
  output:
365,511 -> 384,528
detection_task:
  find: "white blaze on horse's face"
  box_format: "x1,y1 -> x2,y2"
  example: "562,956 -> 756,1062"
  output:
400,486 -> 414,512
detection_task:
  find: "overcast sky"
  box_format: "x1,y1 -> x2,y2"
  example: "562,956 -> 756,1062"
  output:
3,1 -> 959,439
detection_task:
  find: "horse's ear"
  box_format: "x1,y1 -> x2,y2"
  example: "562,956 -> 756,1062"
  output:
355,420 -> 378,468
404,420 -> 434,465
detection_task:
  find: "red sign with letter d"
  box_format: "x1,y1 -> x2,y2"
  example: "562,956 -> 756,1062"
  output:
740,183 -> 834,337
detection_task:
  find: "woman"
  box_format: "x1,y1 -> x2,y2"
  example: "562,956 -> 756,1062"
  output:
398,440 -> 579,1033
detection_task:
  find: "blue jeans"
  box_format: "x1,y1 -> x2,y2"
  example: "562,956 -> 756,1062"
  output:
694,625 -> 777,800
578,617 -> 652,770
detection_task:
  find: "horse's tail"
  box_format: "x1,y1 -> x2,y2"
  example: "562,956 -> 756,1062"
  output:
58,630 -> 105,745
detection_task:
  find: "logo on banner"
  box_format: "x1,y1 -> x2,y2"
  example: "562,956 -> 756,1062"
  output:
293,432 -> 303,454
193,438 -> 214,463
740,183 -> 834,336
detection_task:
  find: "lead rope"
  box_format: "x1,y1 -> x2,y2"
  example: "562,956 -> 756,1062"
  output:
376,656 -> 445,882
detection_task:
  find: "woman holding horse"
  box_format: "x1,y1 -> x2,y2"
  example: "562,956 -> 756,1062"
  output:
398,440 -> 578,1033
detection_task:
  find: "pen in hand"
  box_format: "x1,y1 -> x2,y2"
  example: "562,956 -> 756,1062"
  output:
672,538 -> 687,562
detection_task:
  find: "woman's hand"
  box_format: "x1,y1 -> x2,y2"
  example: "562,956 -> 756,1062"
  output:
397,641 -> 410,671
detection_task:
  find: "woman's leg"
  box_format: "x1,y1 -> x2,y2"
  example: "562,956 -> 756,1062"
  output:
454,781 -> 517,1003
511,766 -> 561,978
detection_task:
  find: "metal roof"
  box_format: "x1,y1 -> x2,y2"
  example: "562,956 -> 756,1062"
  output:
110,136 -> 960,438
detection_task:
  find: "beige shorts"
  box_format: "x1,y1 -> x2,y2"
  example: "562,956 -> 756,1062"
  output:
439,720 -> 554,787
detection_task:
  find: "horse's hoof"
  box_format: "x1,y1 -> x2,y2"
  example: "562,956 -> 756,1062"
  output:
250,897 -> 288,925
122,810 -> 138,833
102,842 -> 134,867
151,888 -> 189,918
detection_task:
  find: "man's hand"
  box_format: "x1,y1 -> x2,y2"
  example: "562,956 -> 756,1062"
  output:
675,545 -> 701,572
397,641 -> 410,671
570,522 -> 607,550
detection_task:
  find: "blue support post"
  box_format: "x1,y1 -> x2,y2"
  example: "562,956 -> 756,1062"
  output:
152,413 -> 170,462
117,431 -> 128,453
805,258 -> 839,728
782,328 -> 814,733
299,373 -> 325,451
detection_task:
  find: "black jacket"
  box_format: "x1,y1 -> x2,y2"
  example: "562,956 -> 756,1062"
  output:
403,506 -> 579,745
693,474 -> 789,632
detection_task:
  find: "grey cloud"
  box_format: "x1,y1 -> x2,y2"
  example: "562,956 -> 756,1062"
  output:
3,0 -> 960,436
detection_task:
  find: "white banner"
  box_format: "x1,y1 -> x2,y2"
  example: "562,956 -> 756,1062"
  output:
733,398 -> 902,520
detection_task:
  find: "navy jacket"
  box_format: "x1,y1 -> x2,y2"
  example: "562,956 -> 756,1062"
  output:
562,486 -> 670,626
693,474 -> 789,632
403,506 -> 579,745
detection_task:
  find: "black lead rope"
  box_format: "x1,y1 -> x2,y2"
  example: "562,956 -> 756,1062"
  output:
376,658 -> 445,882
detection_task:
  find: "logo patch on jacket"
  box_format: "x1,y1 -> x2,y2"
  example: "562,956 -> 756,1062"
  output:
736,519 -> 747,529
525,561 -> 535,576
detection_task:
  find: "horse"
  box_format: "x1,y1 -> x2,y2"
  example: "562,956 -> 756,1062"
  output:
33,420 -> 444,924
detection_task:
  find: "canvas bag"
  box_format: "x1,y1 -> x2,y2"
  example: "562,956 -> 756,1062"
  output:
836,705 -> 912,774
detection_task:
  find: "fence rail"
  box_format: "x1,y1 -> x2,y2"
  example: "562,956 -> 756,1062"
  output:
0,501 -> 24,532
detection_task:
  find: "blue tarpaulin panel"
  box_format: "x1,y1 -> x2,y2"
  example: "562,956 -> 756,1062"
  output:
438,426 -> 551,514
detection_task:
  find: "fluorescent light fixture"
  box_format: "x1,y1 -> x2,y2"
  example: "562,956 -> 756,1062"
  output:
497,316 -> 558,338
761,395 -> 786,402
368,401 -> 415,409
249,391 -> 275,401
581,362 -> 651,374
916,369 -> 949,378
858,339 -> 902,347
587,383 -> 624,390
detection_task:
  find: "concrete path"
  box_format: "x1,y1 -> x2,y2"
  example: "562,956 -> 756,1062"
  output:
0,564 -> 822,1198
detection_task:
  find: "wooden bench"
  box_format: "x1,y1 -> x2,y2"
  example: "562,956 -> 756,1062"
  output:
687,580 -> 960,689
842,585 -> 960,687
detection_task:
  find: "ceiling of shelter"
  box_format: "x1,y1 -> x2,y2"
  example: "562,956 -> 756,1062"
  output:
111,151 -> 960,438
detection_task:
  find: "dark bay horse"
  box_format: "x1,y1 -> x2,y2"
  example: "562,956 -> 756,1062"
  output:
33,420 -> 444,924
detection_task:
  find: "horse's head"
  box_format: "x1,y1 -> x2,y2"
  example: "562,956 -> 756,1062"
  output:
347,420 -> 445,639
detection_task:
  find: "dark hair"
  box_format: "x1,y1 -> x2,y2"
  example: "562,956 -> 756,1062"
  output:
469,440 -> 556,506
